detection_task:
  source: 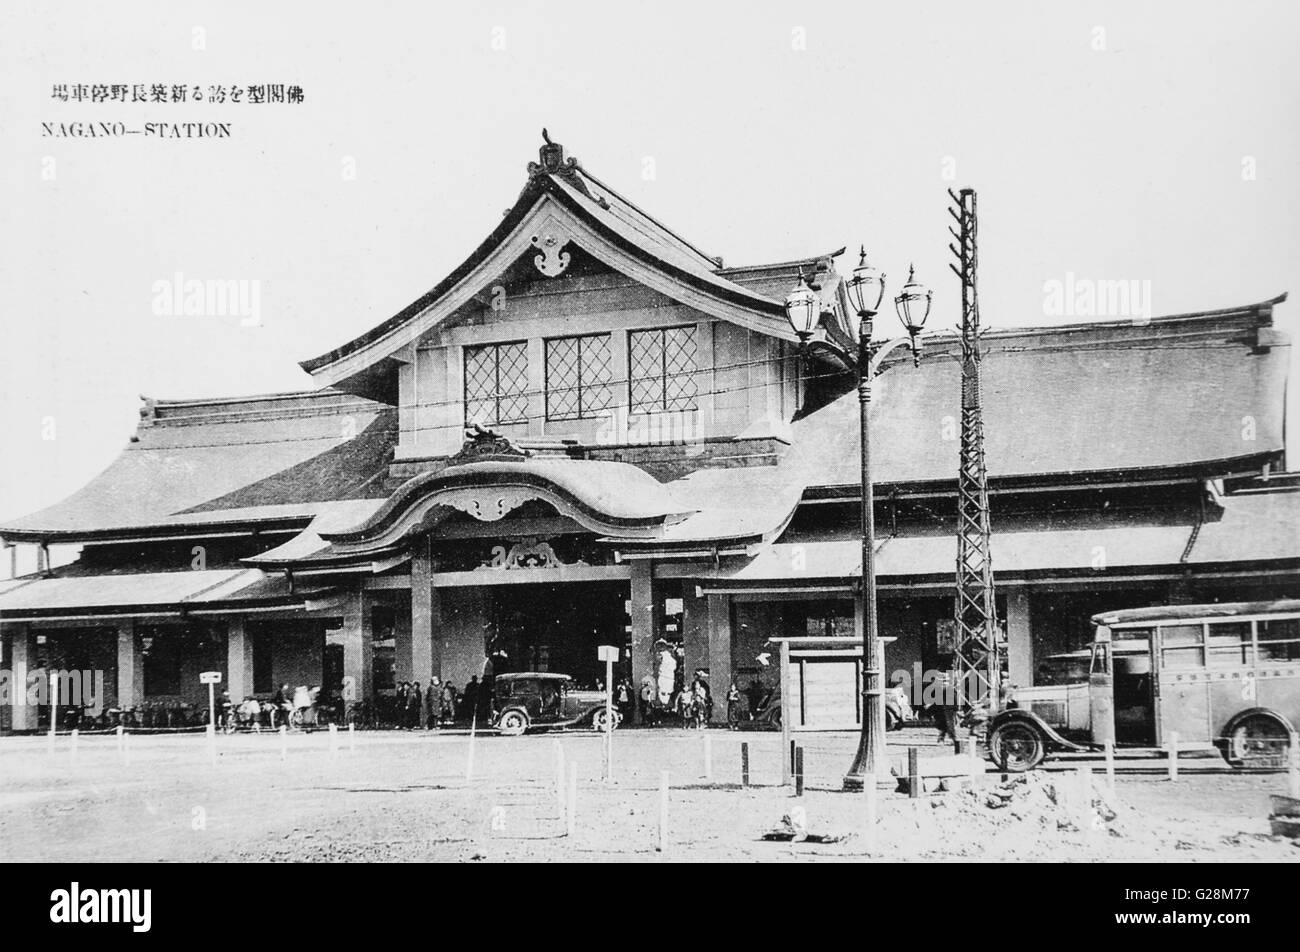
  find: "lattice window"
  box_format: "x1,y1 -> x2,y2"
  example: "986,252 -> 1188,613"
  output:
545,334 -> 613,421
629,326 -> 697,412
464,341 -> 529,425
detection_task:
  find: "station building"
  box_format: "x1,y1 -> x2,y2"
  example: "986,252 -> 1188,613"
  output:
3,134 -> 1298,730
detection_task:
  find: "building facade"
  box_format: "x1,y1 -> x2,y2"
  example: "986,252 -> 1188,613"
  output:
3,134 -> 1298,731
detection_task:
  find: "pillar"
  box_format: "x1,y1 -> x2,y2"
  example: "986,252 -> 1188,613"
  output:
629,560 -> 660,724
340,589 -> 374,705
226,617 -> 254,700
394,595 -> 413,684
116,621 -> 143,710
705,594 -> 732,725
681,585 -> 708,678
1006,589 -> 1033,688
410,536 -> 437,683
7,624 -> 39,731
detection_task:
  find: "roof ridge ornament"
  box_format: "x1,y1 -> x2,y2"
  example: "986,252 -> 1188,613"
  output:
525,128 -> 610,209
449,423 -> 533,465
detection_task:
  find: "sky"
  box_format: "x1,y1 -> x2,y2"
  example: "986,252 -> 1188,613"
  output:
1,0 -> 1297,573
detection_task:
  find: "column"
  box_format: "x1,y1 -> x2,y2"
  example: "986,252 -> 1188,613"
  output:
7,624 -> 39,731
116,621 -> 143,711
629,561 -> 660,725
340,588 -> 375,706
1005,589 -> 1033,688
705,594 -> 732,725
226,617 -> 254,700
394,595 -> 413,684
410,536 -> 436,682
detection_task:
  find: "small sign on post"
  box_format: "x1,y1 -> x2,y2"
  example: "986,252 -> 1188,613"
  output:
200,671 -> 222,735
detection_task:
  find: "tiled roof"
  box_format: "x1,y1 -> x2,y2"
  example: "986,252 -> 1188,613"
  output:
786,301 -> 1288,490
0,391 -> 393,541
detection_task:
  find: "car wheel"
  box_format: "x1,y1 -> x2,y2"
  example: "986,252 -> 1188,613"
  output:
497,709 -> 528,736
988,720 -> 1045,771
592,708 -> 618,732
1222,713 -> 1291,769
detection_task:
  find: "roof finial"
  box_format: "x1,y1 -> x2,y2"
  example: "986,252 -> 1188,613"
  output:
542,127 -> 553,145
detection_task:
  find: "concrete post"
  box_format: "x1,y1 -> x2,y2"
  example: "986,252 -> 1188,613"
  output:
629,561 -> 660,725
340,588 -> 374,706
7,624 -> 39,730
116,621 -> 143,711
226,617 -> 254,700
410,536 -> 436,683
1005,589 -> 1033,687
706,594 -> 732,725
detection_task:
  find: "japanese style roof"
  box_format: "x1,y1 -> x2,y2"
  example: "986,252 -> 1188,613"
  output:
697,484 -> 1300,591
789,296 -> 1289,492
0,390 -> 394,543
299,131 -> 838,393
0,567 -> 331,621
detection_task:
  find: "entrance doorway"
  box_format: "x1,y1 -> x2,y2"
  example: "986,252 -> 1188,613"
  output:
486,582 -> 630,688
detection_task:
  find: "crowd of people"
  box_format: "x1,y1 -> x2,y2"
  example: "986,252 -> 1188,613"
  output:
376,676 -> 493,729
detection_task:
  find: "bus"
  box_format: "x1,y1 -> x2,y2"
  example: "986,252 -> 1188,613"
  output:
986,599 -> 1300,771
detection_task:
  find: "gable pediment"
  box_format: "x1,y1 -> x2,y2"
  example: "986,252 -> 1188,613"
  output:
303,166 -> 794,391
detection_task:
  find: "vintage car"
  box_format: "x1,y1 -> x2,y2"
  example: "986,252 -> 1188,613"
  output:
986,600 -> 1300,770
491,672 -> 619,735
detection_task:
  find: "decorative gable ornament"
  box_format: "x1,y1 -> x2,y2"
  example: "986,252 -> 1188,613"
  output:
448,423 -> 532,466
525,128 -> 610,209
530,218 -> 574,277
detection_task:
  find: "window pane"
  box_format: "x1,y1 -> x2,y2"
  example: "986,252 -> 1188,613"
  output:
546,337 -> 581,421
1162,647 -> 1204,670
1259,618 -> 1300,661
629,330 -> 664,411
1161,624 -> 1203,647
663,326 -> 698,411
1207,622 -> 1253,667
496,342 -> 528,423
581,334 -> 613,415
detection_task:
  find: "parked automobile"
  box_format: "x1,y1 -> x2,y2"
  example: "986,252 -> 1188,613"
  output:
986,600 -> 1300,770
492,672 -> 618,735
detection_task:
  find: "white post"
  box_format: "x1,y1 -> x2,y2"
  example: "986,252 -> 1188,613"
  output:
329,723 -> 339,759
554,741 -> 566,821
70,728 -> 79,766
1103,738 -> 1116,794
279,725 -> 287,761
348,722 -> 356,753
48,671 -> 58,752
1166,730 -> 1179,781
1078,767 -> 1093,835
116,725 -> 125,762
604,655 -> 613,782
206,724 -> 216,767
657,771 -> 669,852
123,730 -> 132,765
466,731 -> 477,781
864,776 -> 878,852
207,681 -> 216,733
703,734 -> 712,781
566,761 -> 578,838
1289,732 -> 1299,799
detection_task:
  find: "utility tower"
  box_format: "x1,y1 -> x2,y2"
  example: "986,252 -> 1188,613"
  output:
946,188 -> 1000,713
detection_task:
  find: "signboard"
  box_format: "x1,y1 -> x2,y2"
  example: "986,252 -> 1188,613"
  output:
597,645 -> 620,662
199,671 -> 223,685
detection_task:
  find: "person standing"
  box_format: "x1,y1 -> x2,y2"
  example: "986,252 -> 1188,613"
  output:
441,680 -> 457,727
425,679 -> 439,729
726,682 -> 743,730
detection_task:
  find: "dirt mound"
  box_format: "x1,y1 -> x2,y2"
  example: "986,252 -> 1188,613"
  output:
962,771 -> 1130,836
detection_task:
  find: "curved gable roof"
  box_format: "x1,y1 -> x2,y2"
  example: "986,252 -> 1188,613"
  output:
299,135 -> 798,390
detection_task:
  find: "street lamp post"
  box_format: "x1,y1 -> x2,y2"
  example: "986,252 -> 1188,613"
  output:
785,250 -> 931,790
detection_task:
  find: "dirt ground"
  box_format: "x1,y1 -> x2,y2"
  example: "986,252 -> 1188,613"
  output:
1,726 -> 1297,862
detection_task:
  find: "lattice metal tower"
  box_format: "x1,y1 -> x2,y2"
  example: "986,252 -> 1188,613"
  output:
947,188 -> 1000,712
